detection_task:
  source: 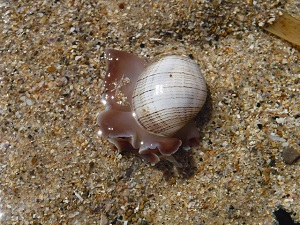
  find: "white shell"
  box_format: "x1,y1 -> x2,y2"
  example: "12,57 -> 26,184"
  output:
132,55 -> 207,137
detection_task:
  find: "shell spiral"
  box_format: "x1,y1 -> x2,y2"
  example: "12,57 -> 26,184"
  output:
132,55 -> 207,137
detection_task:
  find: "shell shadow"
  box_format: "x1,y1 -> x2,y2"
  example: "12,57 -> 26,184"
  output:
154,86 -> 213,182
195,86 -> 213,130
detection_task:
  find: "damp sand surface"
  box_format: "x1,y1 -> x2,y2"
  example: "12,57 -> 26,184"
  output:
0,1 -> 300,224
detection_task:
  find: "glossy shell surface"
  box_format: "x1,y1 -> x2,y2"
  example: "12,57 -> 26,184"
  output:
132,55 -> 207,137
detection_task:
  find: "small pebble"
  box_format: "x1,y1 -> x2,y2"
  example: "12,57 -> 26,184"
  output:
46,65 -> 56,73
26,99 -> 33,106
282,147 -> 300,165
118,2 -> 125,9
276,117 -> 285,124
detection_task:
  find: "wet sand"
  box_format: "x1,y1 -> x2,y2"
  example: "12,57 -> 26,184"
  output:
0,1 -> 299,224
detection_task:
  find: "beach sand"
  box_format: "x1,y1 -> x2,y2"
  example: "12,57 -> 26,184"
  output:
0,0 -> 299,224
